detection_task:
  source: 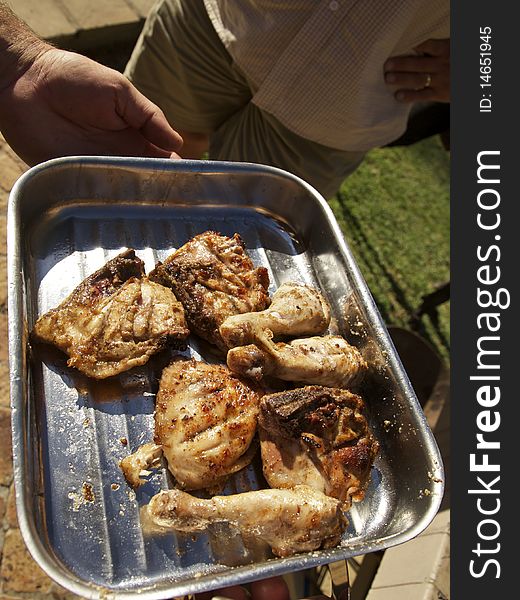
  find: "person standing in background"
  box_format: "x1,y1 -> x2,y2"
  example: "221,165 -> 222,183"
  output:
126,0 -> 450,197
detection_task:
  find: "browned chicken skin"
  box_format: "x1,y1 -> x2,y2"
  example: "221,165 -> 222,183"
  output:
259,386 -> 379,508
149,231 -> 270,351
147,485 -> 347,558
32,250 -> 189,379
219,282 -> 331,348
121,359 -> 263,490
120,442 -> 163,489
121,360 -> 262,490
227,333 -> 367,388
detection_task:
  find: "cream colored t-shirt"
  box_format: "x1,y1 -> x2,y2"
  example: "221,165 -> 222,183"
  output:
204,0 -> 450,151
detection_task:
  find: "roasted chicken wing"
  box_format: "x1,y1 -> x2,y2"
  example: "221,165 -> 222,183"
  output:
149,231 -> 270,351
122,359 -> 263,490
120,442 -> 163,489
259,386 -> 379,507
227,333 -> 367,387
32,250 -> 189,379
147,484 -> 346,558
219,282 -> 330,348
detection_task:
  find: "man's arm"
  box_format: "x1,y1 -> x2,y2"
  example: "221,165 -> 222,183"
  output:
0,2 -> 50,91
0,2 -> 183,165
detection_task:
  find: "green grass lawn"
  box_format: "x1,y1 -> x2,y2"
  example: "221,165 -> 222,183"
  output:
328,135 -> 450,362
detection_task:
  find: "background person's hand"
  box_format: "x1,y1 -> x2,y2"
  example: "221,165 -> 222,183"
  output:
0,47 -> 183,165
384,38 -> 450,104
192,575 -> 332,600
194,576 -> 291,600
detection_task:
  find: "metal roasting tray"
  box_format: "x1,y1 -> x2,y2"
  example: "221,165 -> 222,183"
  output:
8,157 -> 444,599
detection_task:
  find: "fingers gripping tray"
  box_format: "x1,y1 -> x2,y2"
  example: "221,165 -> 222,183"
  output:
7,157 -> 444,599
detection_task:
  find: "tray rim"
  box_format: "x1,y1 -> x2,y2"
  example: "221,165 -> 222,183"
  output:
7,156 -> 445,599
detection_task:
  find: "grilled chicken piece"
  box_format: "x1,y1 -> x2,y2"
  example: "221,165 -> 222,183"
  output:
219,282 -> 331,348
32,250 -> 189,379
227,333 -> 367,387
149,231 -> 270,351
147,485 -> 346,557
152,359 -> 262,490
259,386 -> 379,508
120,442 -> 163,489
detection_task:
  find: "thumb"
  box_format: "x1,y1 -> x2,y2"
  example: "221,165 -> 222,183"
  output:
116,79 -> 184,152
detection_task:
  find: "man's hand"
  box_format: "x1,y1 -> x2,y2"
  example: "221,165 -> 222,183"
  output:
0,46 -> 183,165
384,38 -> 450,104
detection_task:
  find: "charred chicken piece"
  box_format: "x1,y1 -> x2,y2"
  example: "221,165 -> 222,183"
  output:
227,333 -> 367,388
219,282 -> 331,348
122,359 -> 262,490
149,231 -> 270,351
32,250 -> 189,379
259,386 -> 379,508
147,484 -> 346,558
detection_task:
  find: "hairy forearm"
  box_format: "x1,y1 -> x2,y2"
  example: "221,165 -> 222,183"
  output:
0,2 -> 51,91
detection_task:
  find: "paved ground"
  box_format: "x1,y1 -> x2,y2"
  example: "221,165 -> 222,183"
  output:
9,0 -> 155,51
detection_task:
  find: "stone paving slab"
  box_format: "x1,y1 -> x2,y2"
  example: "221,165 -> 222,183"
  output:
8,0 -> 76,40
367,510 -> 450,599
9,0 -> 155,49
